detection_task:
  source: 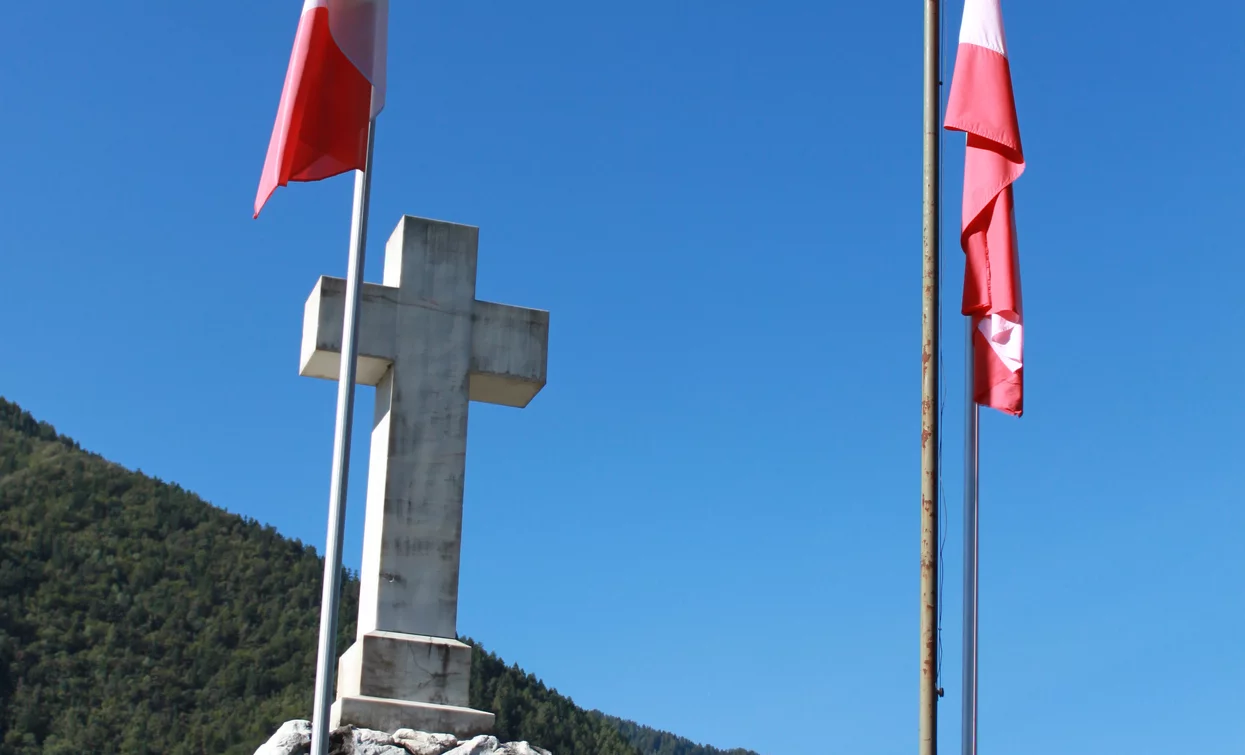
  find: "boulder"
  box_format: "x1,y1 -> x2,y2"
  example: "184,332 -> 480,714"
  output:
392,730 -> 461,755
443,736 -> 500,755
255,720 -> 311,755
254,722 -> 550,755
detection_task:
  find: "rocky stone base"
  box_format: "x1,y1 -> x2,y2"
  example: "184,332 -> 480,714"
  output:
254,720 -> 552,755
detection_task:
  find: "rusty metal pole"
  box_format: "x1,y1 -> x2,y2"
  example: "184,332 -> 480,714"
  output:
920,0 -> 941,753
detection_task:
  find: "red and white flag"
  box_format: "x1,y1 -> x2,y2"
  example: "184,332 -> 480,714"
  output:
254,0 -> 389,218
944,0 -> 1025,416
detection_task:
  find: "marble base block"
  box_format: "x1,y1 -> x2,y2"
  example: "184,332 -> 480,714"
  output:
329,695 -> 495,738
331,631 -> 495,737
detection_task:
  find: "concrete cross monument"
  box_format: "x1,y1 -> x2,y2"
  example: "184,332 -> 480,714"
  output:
298,215 -> 549,736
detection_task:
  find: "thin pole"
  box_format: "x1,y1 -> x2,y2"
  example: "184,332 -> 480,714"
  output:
919,0 -> 941,752
961,319 -> 979,755
310,117 -> 378,755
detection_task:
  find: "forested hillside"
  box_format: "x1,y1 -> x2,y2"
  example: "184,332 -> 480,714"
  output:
0,398 -> 758,755
590,715 -> 760,755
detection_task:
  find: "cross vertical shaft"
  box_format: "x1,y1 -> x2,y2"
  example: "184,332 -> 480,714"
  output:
357,219 -> 480,640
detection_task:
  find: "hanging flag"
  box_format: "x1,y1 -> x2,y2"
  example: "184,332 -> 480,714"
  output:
254,0 -> 389,218
944,0 -> 1025,416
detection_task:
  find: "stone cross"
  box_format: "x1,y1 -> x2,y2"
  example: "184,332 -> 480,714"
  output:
299,215 -> 549,736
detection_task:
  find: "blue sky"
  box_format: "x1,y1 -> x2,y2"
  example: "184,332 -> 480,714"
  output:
3,1 -> 1243,753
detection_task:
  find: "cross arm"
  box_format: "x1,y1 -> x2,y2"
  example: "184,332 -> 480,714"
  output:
300,276 -> 398,385
301,275 -> 549,407
469,301 -> 549,408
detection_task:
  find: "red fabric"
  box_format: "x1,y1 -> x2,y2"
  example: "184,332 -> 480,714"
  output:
973,316 -> 1023,416
254,6 -> 373,218
945,42 -> 1025,417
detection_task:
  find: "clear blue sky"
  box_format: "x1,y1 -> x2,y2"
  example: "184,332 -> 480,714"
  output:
3,2 -> 1243,753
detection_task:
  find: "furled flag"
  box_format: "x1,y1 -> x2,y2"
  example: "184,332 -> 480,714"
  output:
944,0 -> 1025,416
254,0 -> 389,218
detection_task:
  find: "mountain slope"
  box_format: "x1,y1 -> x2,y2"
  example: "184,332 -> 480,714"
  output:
590,715 -> 761,755
0,398 -> 758,755
0,399 -> 362,753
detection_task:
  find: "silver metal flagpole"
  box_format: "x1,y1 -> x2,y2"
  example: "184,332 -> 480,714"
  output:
309,117 -> 378,755
962,318 -> 980,755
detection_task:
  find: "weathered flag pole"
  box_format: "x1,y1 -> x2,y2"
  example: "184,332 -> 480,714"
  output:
308,118 -> 378,755
919,0 -> 942,752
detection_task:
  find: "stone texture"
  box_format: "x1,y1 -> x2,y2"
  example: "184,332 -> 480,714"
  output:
349,726 -> 409,755
299,215 -> 548,736
253,721 -> 548,755
443,736 -> 500,755
254,720 -> 310,755
331,696 -> 495,741
336,632 -> 473,706
442,737 -> 550,755
300,217 -> 550,640
392,729 -> 459,755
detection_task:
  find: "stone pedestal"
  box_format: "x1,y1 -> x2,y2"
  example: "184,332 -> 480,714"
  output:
329,632 -> 494,735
